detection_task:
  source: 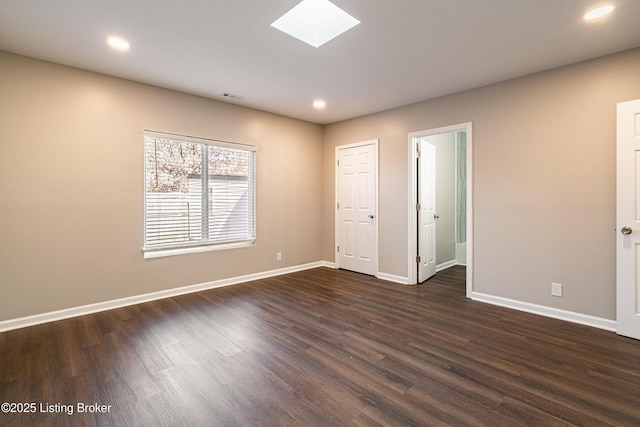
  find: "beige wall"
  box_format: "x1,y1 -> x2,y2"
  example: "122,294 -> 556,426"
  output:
0,52 -> 324,321
3,48 -> 640,325
323,48 -> 640,320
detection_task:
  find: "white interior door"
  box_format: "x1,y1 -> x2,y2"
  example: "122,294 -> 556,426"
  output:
336,141 -> 378,276
418,139 -> 436,283
617,98 -> 640,340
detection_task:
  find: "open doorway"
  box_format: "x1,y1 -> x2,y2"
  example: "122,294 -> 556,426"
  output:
408,123 -> 473,296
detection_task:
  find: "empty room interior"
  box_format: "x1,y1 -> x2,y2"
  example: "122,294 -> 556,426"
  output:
2,1 -> 640,425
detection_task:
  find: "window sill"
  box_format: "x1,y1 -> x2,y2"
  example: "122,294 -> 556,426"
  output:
143,240 -> 255,259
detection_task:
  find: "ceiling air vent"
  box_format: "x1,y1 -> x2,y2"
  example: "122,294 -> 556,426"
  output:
221,92 -> 245,101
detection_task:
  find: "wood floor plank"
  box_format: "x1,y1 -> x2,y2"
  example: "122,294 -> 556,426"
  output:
1,266 -> 640,426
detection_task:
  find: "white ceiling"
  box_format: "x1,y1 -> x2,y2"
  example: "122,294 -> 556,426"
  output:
1,0 -> 639,124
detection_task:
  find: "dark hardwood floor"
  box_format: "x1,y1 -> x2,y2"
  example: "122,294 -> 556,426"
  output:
2,266 -> 640,426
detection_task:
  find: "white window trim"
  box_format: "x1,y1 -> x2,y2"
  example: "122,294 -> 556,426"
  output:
142,239 -> 255,259
142,130 -> 257,258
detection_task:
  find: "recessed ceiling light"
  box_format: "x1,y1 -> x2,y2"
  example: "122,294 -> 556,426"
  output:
271,0 -> 360,48
313,99 -> 327,109
107,36 -> 130,51
584,5 -> 615,20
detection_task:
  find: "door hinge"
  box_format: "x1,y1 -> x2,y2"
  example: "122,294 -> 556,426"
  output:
416,203 -> 421,211
337,159 -> 340,166
337,246 -> 340,253
416,149 -> 421,159
416,255 -> 421,263
337,202 -> 340,210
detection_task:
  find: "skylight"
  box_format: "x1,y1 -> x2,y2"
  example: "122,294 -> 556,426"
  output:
271,0 -> 360,48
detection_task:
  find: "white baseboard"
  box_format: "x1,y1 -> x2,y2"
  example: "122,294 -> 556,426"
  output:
0,261 -> 328,333
382,262 -> 464,286
4,263 -> 616,335
320,261 -> 407,284
326,262 -> 407,285
436,260 -> 458,272
377,272 -> 409,284
321,261 -> 337,269
470,291 -> 617,332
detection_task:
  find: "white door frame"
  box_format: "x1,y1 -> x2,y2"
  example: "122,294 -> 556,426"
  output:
408,123 -> 473,296
335,139 -> 379,276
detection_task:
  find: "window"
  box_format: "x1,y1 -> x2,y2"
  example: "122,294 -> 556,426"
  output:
143,131 -> 256,258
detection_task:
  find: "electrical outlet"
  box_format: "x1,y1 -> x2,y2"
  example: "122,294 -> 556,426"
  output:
276,252 -> 282,262
551,282 -> 563,297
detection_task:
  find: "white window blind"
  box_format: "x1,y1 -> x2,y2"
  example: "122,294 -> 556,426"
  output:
143,131 -> 256,256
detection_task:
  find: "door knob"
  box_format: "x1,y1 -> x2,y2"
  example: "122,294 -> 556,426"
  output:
368,215 -> 375,219
434,214 -> 440,219
621,226 -> 633,235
